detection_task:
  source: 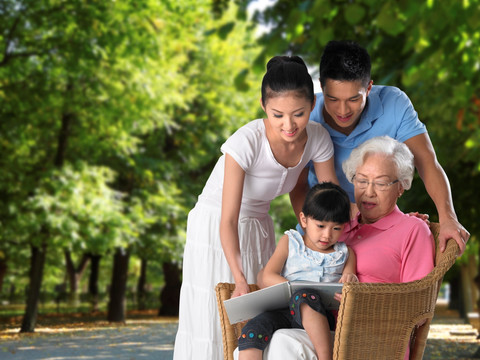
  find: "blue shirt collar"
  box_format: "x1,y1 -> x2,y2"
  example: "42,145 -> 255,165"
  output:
318,89 -> 384,139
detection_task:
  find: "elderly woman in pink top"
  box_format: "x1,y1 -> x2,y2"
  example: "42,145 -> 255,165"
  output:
257,136 -> 434,359
340,135 -> 434,284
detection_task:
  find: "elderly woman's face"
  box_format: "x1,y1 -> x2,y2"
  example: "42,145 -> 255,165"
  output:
354,153 -> 403,224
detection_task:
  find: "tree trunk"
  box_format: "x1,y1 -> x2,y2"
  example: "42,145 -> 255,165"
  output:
449,273 -> 466,318
20,241 -> 47,333
107,247 -> 130,322
467,254 -> 479,312
158,261 -> 181,316
65,251 -> 90,305
20,83 -> 73,332
476,245 -> 480,340
54,107 -> 73,168
137,258 -> 147,310
0,256 -> 7,295
88,254 -> 101,312
461,263 -> 474,315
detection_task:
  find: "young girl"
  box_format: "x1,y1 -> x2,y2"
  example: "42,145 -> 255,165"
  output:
173,56 -> 339,360
238,183 -> 357,360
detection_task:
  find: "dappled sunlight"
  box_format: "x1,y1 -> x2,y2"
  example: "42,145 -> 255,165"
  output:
0,319 -> 178,360
425,324 -> 479,360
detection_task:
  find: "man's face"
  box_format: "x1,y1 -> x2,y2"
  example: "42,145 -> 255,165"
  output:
321,79 -> 373,134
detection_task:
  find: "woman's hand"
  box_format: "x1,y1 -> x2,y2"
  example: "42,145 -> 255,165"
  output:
232,279 -> 250,298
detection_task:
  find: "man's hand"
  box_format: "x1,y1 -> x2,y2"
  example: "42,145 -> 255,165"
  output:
408,211 -> 430,226
438,218 -> 470,256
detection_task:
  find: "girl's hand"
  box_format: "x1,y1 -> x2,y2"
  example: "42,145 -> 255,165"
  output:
339,273 -> 358,283
335,273 -> 358,302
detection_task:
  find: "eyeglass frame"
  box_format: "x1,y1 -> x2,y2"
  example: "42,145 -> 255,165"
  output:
351,175 -> 400,191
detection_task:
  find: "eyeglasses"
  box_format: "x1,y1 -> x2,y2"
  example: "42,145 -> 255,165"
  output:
352,175 -> 399,191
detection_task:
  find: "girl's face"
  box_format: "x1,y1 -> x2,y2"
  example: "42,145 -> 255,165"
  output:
261,91 -> 315,143
300,213 -> 345,253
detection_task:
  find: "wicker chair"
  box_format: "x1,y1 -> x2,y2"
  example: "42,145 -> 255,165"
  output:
215,222 -> 459,360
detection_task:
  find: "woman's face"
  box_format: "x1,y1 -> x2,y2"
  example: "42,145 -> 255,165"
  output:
354,153 -> 404,224
261,91 -> 315,143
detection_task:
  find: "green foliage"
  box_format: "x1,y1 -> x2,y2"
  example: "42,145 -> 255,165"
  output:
242,0 -> 480,254
27,163 -> 131,250
270,194 -> 298,242
0,0 -> 261,297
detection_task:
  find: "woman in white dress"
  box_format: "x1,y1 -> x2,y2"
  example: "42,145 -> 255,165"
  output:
173,55 -> 339,360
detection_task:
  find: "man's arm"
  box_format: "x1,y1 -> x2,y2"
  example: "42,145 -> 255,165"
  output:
404,133 -> 470,254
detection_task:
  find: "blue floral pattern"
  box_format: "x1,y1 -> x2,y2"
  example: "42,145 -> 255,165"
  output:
281,229 -> 348,283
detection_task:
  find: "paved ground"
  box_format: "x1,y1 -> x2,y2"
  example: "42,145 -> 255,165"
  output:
0,308 -> 478,359
0,319 -> 177,360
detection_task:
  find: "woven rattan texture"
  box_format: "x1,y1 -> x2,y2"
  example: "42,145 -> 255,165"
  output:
215,223 -> 459,360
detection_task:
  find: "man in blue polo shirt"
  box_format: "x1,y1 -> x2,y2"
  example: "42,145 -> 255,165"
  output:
296,40 -> 469,254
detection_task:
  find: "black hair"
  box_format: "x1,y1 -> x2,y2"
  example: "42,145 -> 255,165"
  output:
319,40 -> 371,88
302,182 -> 350,224
261,55 -> 314,106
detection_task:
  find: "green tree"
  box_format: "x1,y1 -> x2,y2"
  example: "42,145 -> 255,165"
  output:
0,0 -> 261,329
243,0 -> 480,221
239,0 -> 480,315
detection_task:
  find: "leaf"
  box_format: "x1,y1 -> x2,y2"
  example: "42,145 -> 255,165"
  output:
344,4 -> 366,25
217,21 -> 235,39
376,3 -> 406,36
234,68 -> 250,91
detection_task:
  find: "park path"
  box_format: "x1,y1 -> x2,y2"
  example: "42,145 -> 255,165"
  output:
0,319 -> 177,360
0,306 -> 478,360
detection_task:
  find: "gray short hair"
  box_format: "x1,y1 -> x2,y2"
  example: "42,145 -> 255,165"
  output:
342,136 -> 415,190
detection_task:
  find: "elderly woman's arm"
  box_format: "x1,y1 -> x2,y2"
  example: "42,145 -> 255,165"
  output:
400,221 -> 435,282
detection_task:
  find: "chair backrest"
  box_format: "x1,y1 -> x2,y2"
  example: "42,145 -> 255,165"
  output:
333,222 -> 459,360
215,223 -> 459,360
215,283 -> 259,360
